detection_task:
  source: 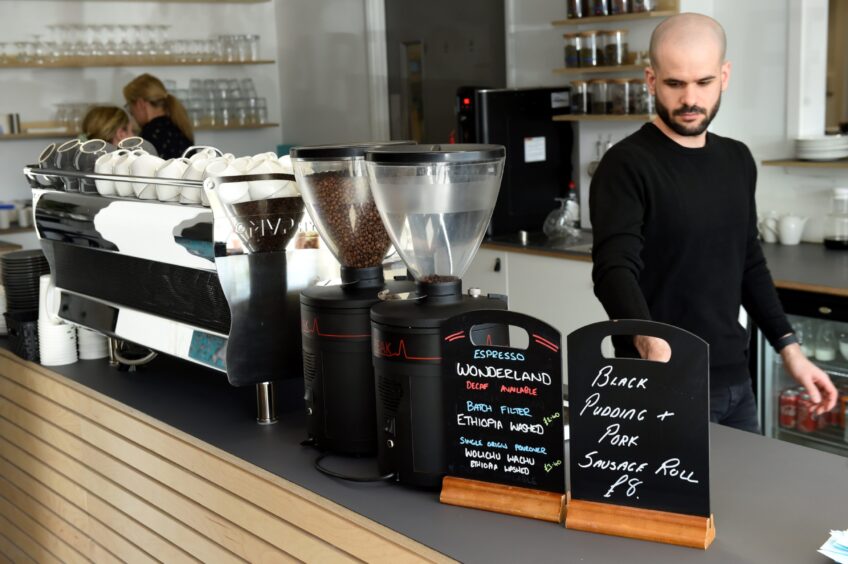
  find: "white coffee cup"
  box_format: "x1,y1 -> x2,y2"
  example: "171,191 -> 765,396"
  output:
204,159 -> 250,203
155,158 -> 190,202
113,150 -> 146,197
94,149 -> 128,196
179,157 -> 209,204
130,153 -> 166,199
119,136 -> 158,156
247,157 -> 295,200
778,215 -> 808,245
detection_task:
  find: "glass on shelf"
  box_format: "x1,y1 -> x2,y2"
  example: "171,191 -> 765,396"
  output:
608,79 -> 630,114
610,0 -> 629,14
563,33 -> 581,68
567,0 -> 584,19
588,79 -> 608,114
603,29 -> 629,66
631,0 -> 656,12
628,79 -> 649,114
570,80 -> 589,114
589,0 -> 610,17
578,31 -> 600,67
815,323 -> 838,363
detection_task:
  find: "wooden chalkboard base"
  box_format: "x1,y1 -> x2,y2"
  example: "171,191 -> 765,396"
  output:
565,497 -> 716,549
440,477 -> 565,523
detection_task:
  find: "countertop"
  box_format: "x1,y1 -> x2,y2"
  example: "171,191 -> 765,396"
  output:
482,232 -> 847,297
16,347 -> 848,563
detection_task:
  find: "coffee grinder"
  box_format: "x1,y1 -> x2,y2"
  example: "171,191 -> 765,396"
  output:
292,143 -> 415,456
365,144 -> 508,488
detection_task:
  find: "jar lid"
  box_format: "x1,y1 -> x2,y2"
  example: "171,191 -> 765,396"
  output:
578,31 -> 598,37
563,33 -> 579,38
587,78 -> 608,84
609,78 -> 631,84
629,78 -> 646,83
570,80 -> 588,85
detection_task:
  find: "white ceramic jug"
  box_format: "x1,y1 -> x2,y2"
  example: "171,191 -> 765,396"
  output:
778,215 -> 808,245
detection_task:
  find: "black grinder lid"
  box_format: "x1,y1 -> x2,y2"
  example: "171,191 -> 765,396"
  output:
365,144 -> 505,164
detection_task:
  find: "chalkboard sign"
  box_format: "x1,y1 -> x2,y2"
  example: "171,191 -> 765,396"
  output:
442,310 -> 565,494
568,320 -> 710,518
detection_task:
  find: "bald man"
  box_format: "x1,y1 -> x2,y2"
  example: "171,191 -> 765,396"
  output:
589,13 -> 836,432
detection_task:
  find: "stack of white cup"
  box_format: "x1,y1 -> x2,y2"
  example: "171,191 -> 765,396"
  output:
77,327 -> 108,359
38,274 -> 78,366
0,285 -> 7,336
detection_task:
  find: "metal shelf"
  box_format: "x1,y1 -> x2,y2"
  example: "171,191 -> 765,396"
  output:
776,427 -> 848,456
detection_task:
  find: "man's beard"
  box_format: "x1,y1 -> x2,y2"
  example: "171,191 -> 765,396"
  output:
655,93 -> 721,136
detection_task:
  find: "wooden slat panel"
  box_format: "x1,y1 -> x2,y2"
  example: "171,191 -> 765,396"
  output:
0,529 -> 37,564
0,476 -> 116,563
0,495 -> 84,563
0,385 -> 304,563
0,458 -> 153,564
0,441 -> 191,564
0,355 -> 452,563
0,423 -> 230,564
0,513 -> 59,564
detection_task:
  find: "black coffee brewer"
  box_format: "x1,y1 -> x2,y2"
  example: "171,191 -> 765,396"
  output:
365,144 -> 508,488
291,143 -> 415,456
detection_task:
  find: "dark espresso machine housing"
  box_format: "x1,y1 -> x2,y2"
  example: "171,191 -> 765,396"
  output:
456,87 -> 574,236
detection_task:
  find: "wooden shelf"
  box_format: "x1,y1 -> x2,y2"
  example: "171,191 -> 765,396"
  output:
0,59 -> 275,69
552,9 -> 678,26
553,64 -> 646,75
761,158 -> 848,169
0,226 -> 35,236
0,123 -> 279,141
553,114 -> 653,122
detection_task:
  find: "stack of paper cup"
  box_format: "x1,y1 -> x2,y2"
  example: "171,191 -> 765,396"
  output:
38,274 -> 78,366
77,327 -> 108,359
0,285 -> 7,335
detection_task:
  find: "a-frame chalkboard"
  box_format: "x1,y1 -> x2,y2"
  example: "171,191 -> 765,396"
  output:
440,310 -> 566,522
566,319 -> 715,549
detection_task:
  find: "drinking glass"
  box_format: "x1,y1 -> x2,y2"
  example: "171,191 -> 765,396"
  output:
839,331 -> 848,363
247,34 -> 260,61
815,322 -> 837,363
0,43 -> 7,65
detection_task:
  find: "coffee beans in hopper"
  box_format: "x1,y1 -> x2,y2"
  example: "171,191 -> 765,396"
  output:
307,171 -> 391,268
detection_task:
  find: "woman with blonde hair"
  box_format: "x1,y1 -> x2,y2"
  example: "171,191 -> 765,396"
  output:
81,106 -> 134,146
123,73 -> 194,159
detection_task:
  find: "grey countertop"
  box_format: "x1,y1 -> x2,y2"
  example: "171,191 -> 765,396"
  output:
20,348 -> 848,564
483,232 -> 847,296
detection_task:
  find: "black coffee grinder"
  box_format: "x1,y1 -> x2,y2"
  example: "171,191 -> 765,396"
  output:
365,144 -> 508,488
291,143 -> 414,456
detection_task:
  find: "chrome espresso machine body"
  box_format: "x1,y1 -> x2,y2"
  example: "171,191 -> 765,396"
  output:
24,164 -> 316,421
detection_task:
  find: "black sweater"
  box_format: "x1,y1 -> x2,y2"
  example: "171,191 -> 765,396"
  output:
140,116 -> 193,160
589,123 -> 792,386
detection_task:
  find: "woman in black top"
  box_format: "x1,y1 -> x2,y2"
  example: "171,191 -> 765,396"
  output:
123,73 -> 194,159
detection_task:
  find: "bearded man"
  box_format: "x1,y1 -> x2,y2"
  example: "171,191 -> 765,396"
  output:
589,13 -> 836,431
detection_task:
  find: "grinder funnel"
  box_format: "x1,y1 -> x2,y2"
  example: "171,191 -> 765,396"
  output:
291,142 -> 413,271
364,144 -> 505,284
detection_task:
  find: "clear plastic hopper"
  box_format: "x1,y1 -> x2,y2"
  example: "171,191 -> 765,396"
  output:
365,144 -> 505,284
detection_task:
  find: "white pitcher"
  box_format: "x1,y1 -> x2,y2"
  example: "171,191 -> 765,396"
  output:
778,215 -> 808,245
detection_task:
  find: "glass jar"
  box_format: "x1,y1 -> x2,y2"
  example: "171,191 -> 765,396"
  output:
571,80 -> 590,114
610,0 -> 629,14
815,323 -> 837,362
628,79 -> 648,114
567,0 -> 584,18
563,33 -> 582,68
579,31 -> 600,67
588,79 -> 608,114
590,0 -> 610,16
824,187 -> 848,250
608,79 -> 630,114
603,29 -> 629,66
631,0 -> 655,12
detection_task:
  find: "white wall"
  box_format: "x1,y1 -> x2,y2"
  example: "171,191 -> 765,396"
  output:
274,0 -> 373,145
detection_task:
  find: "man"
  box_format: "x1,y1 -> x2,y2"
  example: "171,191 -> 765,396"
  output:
589,13 -> 837,431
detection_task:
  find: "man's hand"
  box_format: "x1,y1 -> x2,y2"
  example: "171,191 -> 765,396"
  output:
781,343 -> 838,415
634,335 -> 671,362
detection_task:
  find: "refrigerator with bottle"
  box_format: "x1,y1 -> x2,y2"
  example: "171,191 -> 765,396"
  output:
759,289 -> 848,457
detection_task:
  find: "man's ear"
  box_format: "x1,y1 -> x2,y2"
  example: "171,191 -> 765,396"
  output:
720,60 -> 732,92
645,66 -> 657,96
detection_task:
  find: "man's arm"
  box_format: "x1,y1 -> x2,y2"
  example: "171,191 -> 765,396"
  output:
738,145 -> 837,414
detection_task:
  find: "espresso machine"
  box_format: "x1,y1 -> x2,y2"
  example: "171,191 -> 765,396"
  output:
24,163 -> 312,422
291,142 -> 415,455
365,144 -> 508,488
